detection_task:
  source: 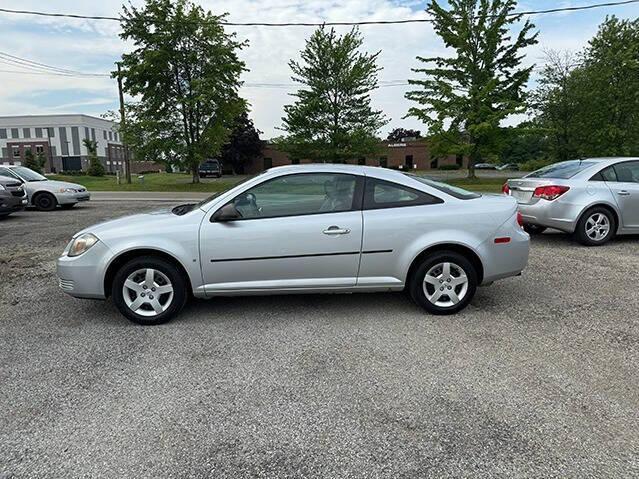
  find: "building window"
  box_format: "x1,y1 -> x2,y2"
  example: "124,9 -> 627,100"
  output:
291,158 -> 300,165
108,131 -> 113,141
35,127 -> 43,138
263,158 -> 273,169
12,147 -> 20,158
456,154 -> 463,166
430,158 -> 439,169
0,129 -> 6,139
35,145 -> 45,155
103,130 -> 107,140
379,157 -> 387,168
405,155 -> 414,169
11,128 -> 19,139
358,157 -> 366,165
23,128 -> 31,138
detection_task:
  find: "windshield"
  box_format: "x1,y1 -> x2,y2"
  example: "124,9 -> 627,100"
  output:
406,174 -> 481,200
526,160 -> 598,179
11,166 -> 47,182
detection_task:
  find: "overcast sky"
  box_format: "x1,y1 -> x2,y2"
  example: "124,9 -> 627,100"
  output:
1,0 -> 638,139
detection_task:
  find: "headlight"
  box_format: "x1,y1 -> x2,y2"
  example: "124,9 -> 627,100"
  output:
64,233 -> 99,257
60,188 -> 77,193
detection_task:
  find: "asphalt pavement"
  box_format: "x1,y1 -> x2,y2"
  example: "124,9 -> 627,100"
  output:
0,201 -> 637,478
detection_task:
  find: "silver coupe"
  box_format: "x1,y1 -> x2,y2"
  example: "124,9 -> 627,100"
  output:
57,164 -> 529,324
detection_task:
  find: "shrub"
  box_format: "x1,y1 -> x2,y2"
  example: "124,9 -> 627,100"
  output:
438,164 -> 461,171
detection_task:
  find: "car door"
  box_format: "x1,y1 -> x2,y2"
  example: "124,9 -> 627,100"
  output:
199,172 -> 364,294
606,161 -> 639,229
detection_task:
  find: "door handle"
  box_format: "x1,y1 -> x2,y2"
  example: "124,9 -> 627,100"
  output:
618,190 -> 631,196
323,226 -> 351,235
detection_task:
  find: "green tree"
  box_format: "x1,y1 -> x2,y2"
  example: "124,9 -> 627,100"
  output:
24,149 -> 44,173
117,0 -> 247,183
387,128 -> 422,142
84,139 -> 105,177
281,26 -> 388,163
406,0 -> 538,178
221,111 -> 262,174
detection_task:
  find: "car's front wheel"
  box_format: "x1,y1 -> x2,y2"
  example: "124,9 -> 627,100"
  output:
409,251 -> 478,315
33,192 -> 57,211
574,207 -> 616,246
112,256 -> 188,325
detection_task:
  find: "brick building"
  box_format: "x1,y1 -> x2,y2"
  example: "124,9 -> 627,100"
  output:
247,139 -> 467,174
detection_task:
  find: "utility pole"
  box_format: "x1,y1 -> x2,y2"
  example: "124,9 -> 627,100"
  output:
117,62 -> 132,184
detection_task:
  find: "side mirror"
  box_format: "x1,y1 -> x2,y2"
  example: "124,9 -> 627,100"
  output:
212,203 -> 242,222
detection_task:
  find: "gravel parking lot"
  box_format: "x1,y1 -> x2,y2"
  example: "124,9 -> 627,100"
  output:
1,201 -> 637,478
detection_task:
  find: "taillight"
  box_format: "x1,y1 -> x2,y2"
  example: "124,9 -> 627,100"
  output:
502,183 -> 510,195
533,185 -> 570,201
517,211 -> 524,227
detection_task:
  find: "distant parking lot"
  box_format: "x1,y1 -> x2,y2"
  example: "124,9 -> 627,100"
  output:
1,201 -> 637,477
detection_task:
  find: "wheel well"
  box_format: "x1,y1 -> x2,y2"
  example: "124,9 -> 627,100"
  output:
578,204 -> 620,232
406,244 -> 484,286
32,190 -> 56,203
103,249 -> 193,298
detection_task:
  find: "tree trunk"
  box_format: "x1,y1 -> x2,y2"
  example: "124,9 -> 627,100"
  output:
192,164 -> 200,184
468,145 -> 479,179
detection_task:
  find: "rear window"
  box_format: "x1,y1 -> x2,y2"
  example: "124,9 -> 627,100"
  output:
526,160 -> 598,179
406,174 -> 481,200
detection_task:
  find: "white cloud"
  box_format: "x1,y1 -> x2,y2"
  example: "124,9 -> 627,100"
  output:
0,0 -> 637,139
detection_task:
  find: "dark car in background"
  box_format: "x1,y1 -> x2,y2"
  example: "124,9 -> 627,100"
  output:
198,159 -> 222,178
0,177 -> 28,218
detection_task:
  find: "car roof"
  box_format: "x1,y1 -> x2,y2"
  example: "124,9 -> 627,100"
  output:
264,163 -> 412,182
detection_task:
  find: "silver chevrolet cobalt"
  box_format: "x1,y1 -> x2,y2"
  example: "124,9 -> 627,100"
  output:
57,165 -> 529,325
504,158 -> 639,246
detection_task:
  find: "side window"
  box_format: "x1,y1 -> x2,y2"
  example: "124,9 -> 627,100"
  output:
591,166 -> 618,182
231,173 -> 360,220
364,178 -> 443,210
613,161 -> 639,183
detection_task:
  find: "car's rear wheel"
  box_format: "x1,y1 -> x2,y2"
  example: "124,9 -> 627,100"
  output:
33,192 -> 57,211
574,207 -> 615,246
523,224 -> 547,235
409,251 -> 478,315
112,256 -> 188,325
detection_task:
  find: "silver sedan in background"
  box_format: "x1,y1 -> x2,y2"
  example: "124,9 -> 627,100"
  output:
57,164 -> 529,325
504,158 -> 639,246
0,165 -> 90,211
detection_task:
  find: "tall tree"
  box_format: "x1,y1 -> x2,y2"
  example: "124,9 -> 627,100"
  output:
83,139 -> 105,177
530,50 -> 581,162
221,112 -> 263,174
281,26 -> 388,163
406,0 -> 538,178
117,0 -> 247,183
386,128 -> 422,142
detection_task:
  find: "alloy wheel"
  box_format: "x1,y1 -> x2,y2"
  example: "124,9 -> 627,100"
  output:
122,268 -> 174,317
422,262 -> 469,308
585,213 -> 610,242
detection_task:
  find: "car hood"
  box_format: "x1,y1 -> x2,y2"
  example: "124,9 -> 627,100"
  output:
76,206 -> 204,241
26,179 -> 86,191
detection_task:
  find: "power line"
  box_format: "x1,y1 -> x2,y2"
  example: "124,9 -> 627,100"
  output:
0,0 -> 638,27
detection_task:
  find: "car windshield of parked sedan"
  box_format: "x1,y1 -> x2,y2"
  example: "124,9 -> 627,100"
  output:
406,174 -> 481,200
11,166 -> 47,182
526,160 -> 599,179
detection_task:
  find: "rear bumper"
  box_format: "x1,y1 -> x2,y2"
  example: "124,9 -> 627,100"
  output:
479,220 -> 530,284
518,200 -> 579,233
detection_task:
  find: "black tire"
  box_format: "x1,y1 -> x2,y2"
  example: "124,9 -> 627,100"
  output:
409,251 -> 478,315
33,192 -> 57,211
574,206 -> 616,246
112,256 -> 188,325
60,203 -> 76,210
523,224 -> 547,235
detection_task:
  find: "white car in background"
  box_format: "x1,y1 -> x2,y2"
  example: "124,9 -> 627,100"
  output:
0,165 -> 90,211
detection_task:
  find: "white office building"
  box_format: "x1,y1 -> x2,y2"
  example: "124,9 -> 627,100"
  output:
0,114 -> 126,173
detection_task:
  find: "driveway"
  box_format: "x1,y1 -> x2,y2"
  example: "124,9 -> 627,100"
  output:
0,202 -> 637,478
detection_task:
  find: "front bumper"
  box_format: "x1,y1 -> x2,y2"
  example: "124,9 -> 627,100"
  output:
56,240 -> 111,299
518,200 -> 579,233
57,191 -> 91,205
0,193 -> 28,214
